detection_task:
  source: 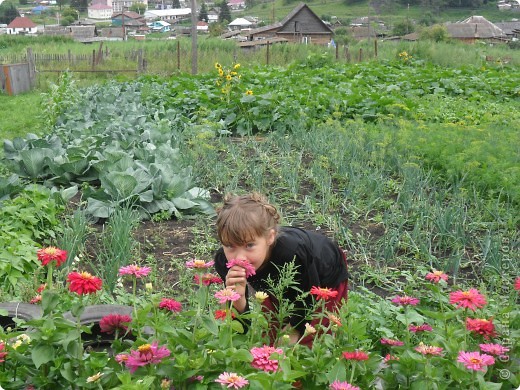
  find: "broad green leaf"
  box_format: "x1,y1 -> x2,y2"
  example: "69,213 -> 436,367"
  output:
31,344 -> 55,368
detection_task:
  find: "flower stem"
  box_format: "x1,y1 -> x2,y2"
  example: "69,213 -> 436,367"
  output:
46,263 -> 54,290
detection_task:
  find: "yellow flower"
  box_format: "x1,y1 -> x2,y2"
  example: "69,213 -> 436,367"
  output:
86,372 -> 103,383
246,90 -> 253,95
255,291 -> 268,302
234,63 -> 241,69
230,71 -> 237,76
145,282 -> 153,291
226,74 -> 232,81
161,379 -> 171,389
218,69 -> 224,77
215,62 -> 221,69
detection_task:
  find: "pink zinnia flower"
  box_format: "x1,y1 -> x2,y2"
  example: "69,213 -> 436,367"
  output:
194,273 -> 223,286
310,286 -> 339,301
36,284 -> 46,293
125,342 -> 171,373
391,295 -> 419,306
342,351 -> 369,361
226,259 -> 256,278
37,246 -> 68,267
115,353 -> 129,364
99,314 -> 132,334
215,372 -> 249,388
329,381 -> 360,390
383,354 -> 399,363
214,288 -> 241,304
67,272 -> 102,295
515,277 -> 520,291
250,345 -> 283,372
158,298 -> 182,313
449,289 -> 487,311
414,343 -> 443,356
186,259 -> 215,269
425,270 -> 448,283
479,343 -> 510,356
380,338 -> 404,346
0,343 -> 7,363
466,318 -> 496,339
409,323 -> 433,332
118,265 -> 151,278
30,295 -> 42,304
457,351 -> 495,372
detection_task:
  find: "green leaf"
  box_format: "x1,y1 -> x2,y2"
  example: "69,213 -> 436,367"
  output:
42,290 -> 61,315
19,148 -> 54,178
31,343 -> 55,368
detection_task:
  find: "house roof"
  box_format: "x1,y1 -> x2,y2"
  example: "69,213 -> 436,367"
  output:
229,17 -> 252,26
456,15 -> 506,37
8,16 -> 37,29
69,25 -> 96,40
89,3 -> 112,10
144,9 -> 191,18
247,2 -> 332,36
445,22 -> 506,38
112,11 -> 143,19
495,21 -> 520,35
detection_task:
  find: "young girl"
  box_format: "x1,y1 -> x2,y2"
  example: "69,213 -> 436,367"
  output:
213,192 -> 348,346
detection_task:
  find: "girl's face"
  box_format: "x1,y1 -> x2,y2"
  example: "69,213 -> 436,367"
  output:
222,229 -> 276,270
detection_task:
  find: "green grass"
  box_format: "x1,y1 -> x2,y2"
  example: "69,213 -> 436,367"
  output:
0,92 -> 44,141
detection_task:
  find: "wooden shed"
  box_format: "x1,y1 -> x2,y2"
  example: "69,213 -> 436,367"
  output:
246,2 -> 333,45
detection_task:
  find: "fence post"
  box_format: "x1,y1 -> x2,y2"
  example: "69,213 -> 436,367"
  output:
137,49 -> 143,73
177,40 -> 181,71
374,39 -> 378,58
92,50 -> 96,69
26,47 -> 35,87
345,46 -> 350,63
358,48 -> 363,62
266,41 -> 270,65
335,42 -> 339,60
96,42 -> 104,65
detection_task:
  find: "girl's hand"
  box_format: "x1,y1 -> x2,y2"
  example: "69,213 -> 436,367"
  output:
225,266 -> 247,313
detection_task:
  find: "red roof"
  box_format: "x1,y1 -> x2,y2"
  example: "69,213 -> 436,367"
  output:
197,21 -> 208,26
8,16 -> 37,29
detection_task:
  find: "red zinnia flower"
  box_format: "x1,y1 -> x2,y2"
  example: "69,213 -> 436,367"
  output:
250,345 -> 284,372
479,343 -> 510,356
67,271 -> 103,295
226,259 -> 256,278
158,298 -> 182,313
214,309 -> 235,320
466,318 -> 496,339
30,295 -> 42,304
0,343 -> 7,363
391,295 -> 419,306
457,351 -> 495,372
37,247 -> 68,267
125,342 -> 171,373
118,265 -> 151,278
310,286 -> 339,301
449,289 -> 487,311
409,323 -> 433,332
425,270 -> 448,283
380,338 -> 404,346
194,273 -> 223,286
515,277 -> 520,291
36,284 -> 46,293
342,351 -> 369,361
99,314 -> 132,334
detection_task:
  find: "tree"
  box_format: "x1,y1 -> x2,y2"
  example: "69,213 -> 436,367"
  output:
0,2 -> 19,24
70,0 -> 88,13
209,21 -> 226,36
419,24 -> 449,41
218,0 -> 231,23
172,0 -> 181,8
199,1 -> 208,22
130,2 -> 147,14
392,19 -> 414,36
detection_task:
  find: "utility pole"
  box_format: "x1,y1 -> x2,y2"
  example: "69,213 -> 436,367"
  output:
191,0 -> 198,74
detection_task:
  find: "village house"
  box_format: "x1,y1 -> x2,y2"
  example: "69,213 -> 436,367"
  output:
6,16 -> 37,35
245,2 -> 333,45
445,15 -> 507,43
228,17 -> 252,31
88,1 -> 113,20
144,8 -> 191,22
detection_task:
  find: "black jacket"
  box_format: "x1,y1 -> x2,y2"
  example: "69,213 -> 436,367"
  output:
214,226 -> 348,333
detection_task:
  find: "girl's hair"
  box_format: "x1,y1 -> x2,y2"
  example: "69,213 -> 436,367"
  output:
216,192 -> 280,246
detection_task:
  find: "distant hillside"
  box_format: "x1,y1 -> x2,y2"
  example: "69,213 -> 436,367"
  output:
235,0 -> 514,27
